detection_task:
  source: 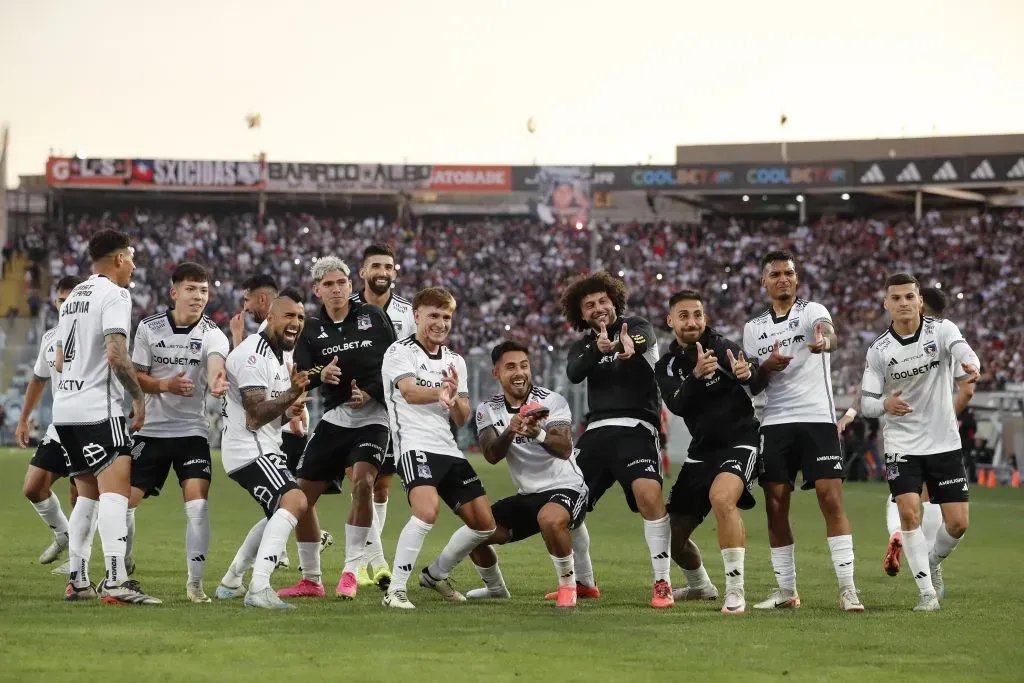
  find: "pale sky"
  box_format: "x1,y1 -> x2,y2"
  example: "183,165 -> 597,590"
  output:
2,0 -> 1023,185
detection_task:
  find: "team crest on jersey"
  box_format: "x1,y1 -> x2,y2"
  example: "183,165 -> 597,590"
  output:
924,341 -> 937,357
357,315 -> 372,331
119,289 -> 130,300
247,355 -> 258,366
189,339 -> 202,354
788,319 -> 799,330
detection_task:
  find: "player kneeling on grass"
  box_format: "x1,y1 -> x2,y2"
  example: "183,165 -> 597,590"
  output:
655,290 -> 760,614
214,294 -> 311,609
425,341 -> 591,608
380,287 -> 496,610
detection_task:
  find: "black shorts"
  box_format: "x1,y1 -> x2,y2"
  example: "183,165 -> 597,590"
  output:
575,424 -> 662,513
130,435 -> 211,498
54,417 -> 132,477
887,449 -> 969,504
759,422 -> 844,490
297,421 -> 389,483
281,432 -> 308,475
666,438 -> 759,524
229,453 -> 300,518
395,451 -> 486,512
29,434 -> 70,478
492,488 -> 588,542
379,451 -> 397,477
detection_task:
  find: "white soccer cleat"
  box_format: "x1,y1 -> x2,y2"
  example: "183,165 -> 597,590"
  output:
39,538 -> 68,565
276,553 -> 291,569
913,592 -> 941,612
720,588 -> 746,614
419,568 -> 466,602
215,583 -> 247,600
382,589 -> 415,609
930,564 -> 945,599
673,582 -> 720,602
51,560 -> 72,575
186,581 -> 213,604
465,586 -> 512,600
244,586 -> 295,609
753,588 -> 801,610
840,588 -> 865,612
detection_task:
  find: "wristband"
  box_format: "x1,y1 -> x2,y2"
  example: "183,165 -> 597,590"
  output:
823,337 -> 831,351
844,408 -> 857,419
535,428 -> 548,444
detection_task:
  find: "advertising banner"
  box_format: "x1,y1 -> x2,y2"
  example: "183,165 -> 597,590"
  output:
515,166 -> 592,225
47,157 -> 264,190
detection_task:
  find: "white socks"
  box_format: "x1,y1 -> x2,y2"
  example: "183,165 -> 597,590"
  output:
721,547 -> 745,593
827,534 -> 856,591
901,526 -> 933,595
298,541 -> 321,582
68,497 -> 99,589
551,554 -> 575,587
770,544 -> 797,594
374,500 -> 388,533
125,506 -> 136,559
428,526 -> 494,580
344,524 -> 372,573
184,499 -> 209,582
643,515 -> 671,583
31,492 -> 70,545
98,492 -> 129,586
885,496 -> 901,538
221,518 -> 268,588
571,523 -> 596,587
929,523 -> 963,567
390,517 -> 433,592
250,509 -> 298,592
474,561 -> 507,593
684,564 -> 712,588
922,501 -> 943,549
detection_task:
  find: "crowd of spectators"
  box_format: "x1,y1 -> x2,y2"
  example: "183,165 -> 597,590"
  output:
36,207 -> 1024,393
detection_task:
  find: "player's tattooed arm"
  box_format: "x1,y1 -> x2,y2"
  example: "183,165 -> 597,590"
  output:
808,319 -> 839,354
241,387 -> 303,431
479,425 -> 516,465
105,333 -> 144,401
539,424 -> 573,459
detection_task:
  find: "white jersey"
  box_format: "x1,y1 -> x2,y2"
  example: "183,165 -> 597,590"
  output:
31,326 -> 62,443
860,317 -> 980,456
132,312 -> 230,439
351,291 -> 416,340
221,333 -> 294,473
257,319 -> 300,435
53,274 -> 132,426
382,336 -> 468,459
474,386 -> 586,495
742,299 -> 836,426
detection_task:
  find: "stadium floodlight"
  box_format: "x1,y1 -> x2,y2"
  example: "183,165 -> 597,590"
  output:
841,193 -> 850,200
656,273 -> 663,280
721,283 -> 728,290
575,222 -> 584,230
742,195 -> 749,202
302,227 -> 310,234
957,292 -> 964,300
214,280 -> 221,287
504,324 -> 511,331
547,345 -> 554,352
614,244 -> 621,252
796,195 -> 804,203
294,258 -> 301,265
617,270 -> 625,277
934,282 -> 942,289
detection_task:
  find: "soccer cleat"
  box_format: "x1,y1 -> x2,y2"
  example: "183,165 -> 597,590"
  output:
51,560 -> 71,575
125,551 -> 136,577
545,582 -> 600,600
840,588 -> 865,612
466,586 -> 512,600
651,580 -> 674,608
215,583 -> 247,600
186,581 -> 212,604
673,582 -> 720,602
39,538 -> 68,565
382,589 -> 415,609
884,532 -> 902,577
753,589 -> 801,610
555,585 -> 577,608
930,564 -> 945,599
64,583 -> 97,602
278,579 -> 326,598
276,553 -> 291,569
244,586 -> 295,609
319,529 -> 334,553
913,592 -> 941,612
419,568 -> 466,602
99,579 -> 162,605
336,572 -> 358,600
372,564 -> 392,592
356,564 -> 375,587
720,588 -> 746,614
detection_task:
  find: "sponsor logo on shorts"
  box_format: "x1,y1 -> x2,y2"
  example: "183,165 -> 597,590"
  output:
627,458 -> 652,468
816,455 -> 841,462
937,477 -> 966,486
461,476 -> 480,485
182,459 -> 207,467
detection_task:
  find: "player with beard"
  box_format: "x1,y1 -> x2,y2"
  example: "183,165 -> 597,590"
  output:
348,243 -> 415,586
214,294 -> 311,608
742,250 -> 863,612
562,271 -> 673,609
654,290 -> 760,614
16,275 -> 83,570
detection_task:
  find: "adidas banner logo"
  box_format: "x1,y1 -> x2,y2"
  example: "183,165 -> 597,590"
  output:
1008,157 -> 1024,179
932,161 -> 958,182
896,163 -> 922,183
860,163 -> 885,184
970,159 -> 996,180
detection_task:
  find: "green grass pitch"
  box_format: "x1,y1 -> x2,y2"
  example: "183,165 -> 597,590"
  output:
1,448 -> 1022,682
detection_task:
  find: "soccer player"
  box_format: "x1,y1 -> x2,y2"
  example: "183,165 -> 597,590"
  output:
128,262 -> 229,603
276,257 -> 396,600
214,293 -> 311,609
655,290 -> 760,614
17,275 -> 83,567
426,341 -> 589,608
561,271 -> 674,608
743,250 -> 863,612
859,273 -> 979,611
52,229 -> 159,604
348,243 -> 416,585
839,287 -> 974,584
380,287 -> 496,609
